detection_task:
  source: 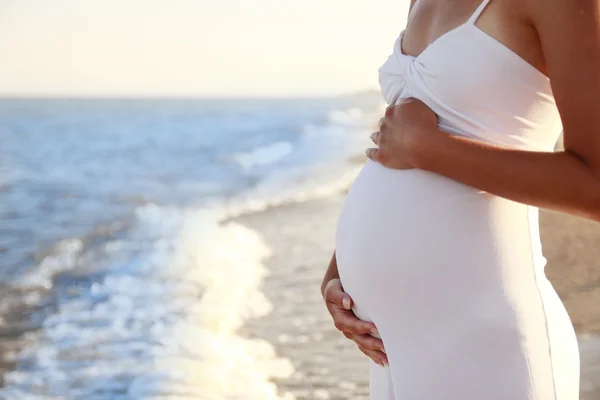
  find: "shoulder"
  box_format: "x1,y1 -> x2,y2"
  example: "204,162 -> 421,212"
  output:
523,0 -> 599,29
521,0 -> 600,88
523,0 -> 600,159
525,0 -> 597,13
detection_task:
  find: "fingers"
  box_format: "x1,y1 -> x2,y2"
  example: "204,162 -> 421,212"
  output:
370,131 -> 380,145
385,104 -> 395,118
365,148 -> 379,160
324,279 -> 378,334
350,332 -> 386,354
323,279 -> 387,366
343,332 -> 388,367
323,278 -> 353,310
330,306 -> 378,335
357,345 -> 389,367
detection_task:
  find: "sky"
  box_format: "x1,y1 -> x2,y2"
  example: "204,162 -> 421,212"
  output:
0,0 -> 409,97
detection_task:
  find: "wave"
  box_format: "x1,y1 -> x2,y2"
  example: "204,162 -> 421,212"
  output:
0,101 -> 383,399
234,142 -> 294,170
1,204 -> 295,399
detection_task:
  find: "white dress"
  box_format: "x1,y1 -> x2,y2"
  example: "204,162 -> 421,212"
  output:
335,0 -> 580,399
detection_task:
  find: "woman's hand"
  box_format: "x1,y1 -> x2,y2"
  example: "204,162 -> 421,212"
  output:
322,278 -> 389,367
366,98 -> 438,169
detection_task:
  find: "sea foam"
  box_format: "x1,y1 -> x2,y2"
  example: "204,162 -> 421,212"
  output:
0,99 -> 383,399
1,204 -> 295,399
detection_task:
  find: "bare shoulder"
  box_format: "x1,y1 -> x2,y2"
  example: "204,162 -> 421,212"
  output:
525,0 -> 598,25
523,0 -> 600,75
524,0 -> 600,161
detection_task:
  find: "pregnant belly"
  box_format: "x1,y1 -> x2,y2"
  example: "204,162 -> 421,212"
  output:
334,159 -> 533,323
335,161 -> 579,399
336,159 -> 489,253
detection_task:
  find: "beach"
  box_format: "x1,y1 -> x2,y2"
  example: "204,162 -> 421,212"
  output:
238,189 -> 600,400
2,98 -> 598,398
0,97 -> 378,398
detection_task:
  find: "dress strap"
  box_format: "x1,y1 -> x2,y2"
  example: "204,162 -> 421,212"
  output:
467,0 -> 493,25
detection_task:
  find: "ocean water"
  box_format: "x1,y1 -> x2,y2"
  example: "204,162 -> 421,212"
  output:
0,95 -> 383,399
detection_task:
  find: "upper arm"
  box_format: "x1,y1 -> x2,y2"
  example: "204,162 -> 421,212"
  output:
529,0 -> 600,168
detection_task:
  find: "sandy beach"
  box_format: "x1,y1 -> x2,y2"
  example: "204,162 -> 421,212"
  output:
238,192 -> 600,399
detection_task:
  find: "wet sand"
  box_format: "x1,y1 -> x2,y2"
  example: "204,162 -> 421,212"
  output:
238,194 -> 600,400
0,285 -> 46,387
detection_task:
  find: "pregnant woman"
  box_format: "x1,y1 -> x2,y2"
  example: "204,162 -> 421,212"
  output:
321,0 -> 600,398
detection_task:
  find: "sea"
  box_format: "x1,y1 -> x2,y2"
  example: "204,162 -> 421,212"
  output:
0,94 -> 383,399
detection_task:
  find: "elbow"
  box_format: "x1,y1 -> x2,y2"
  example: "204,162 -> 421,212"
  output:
568,150 -> 600,222
580,184 -> 600,222
559,143 -> 600,221
588,199 -> 600,223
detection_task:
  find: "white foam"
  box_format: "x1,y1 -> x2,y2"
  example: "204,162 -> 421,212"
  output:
217,103 -> 385,219
19,238 -> 84,289
327,107 -> 365,125
2,204 -> 295,399
1,101 -> 386,399
234,141 -> 294,170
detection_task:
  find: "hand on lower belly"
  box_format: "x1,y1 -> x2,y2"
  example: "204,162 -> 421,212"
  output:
323,278 -> 388,367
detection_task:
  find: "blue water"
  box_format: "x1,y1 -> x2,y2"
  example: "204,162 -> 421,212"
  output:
0,95 -> 381,399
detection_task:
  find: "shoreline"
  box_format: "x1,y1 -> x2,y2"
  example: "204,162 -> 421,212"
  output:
237,196 -> 370,400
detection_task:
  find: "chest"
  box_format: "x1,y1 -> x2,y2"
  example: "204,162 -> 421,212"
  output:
402,0 -> 544,76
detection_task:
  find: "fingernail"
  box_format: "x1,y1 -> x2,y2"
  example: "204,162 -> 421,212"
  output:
342,298 -> 351,310
364,149 -> 369,156
370,327 -> 379,334
380,347 -> 386,354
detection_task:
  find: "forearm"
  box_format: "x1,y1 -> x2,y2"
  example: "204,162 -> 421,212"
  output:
321,251 -> 339,297
413,129 -> 600,221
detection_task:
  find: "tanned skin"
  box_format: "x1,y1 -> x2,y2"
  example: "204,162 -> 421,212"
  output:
323,0 -> 600,367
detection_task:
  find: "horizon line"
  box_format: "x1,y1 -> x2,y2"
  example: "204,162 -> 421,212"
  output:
0,89 -> 380,101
